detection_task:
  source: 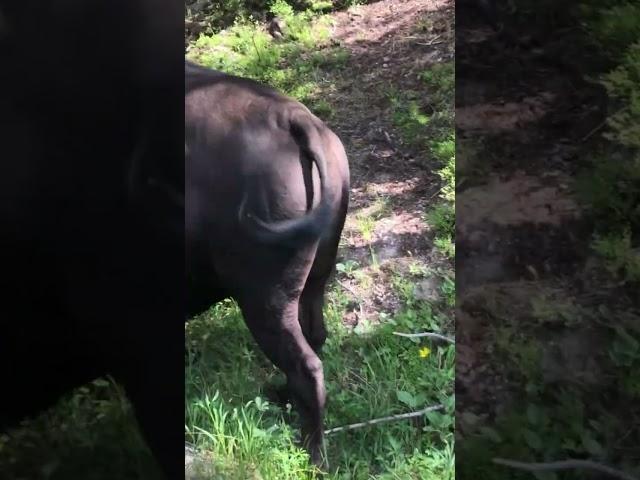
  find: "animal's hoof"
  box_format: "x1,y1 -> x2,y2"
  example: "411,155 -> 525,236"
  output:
308,439 -> 330,472
310,450 -> 329,472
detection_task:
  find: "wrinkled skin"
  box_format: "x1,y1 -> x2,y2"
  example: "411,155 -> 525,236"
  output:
185,61 -> 350,468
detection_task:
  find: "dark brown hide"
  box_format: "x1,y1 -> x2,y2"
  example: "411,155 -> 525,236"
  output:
185,61 -> 350,467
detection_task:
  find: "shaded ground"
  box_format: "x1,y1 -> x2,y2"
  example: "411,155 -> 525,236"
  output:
456,4 -> 603,414
455,3 -> 639,478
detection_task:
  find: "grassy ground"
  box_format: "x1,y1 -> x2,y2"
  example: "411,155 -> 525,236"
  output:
0,378 -> 162,479
186,0 -> 455,478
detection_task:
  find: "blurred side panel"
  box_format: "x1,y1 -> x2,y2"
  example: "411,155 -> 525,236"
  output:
0,1 -> 184,478
456,1 -> 639,479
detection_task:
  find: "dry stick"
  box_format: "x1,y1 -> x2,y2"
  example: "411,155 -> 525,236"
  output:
417,34 -> 442,46
325,404 -> 444,435
417,40 -> 445,47
337,279 -> 358,298
581,106 -> 627,143
428,186 -> 444,200
580,117 -> 608,142
493,458 -> 639,480
251,33 -> 262,64
392,331 -> 455,344
383,130 -> 395,149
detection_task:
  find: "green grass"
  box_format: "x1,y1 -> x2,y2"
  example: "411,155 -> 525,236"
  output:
0,379 -> 161,479
186,280 -> 454,479
388,61 -> 455,258
186,2 -> 341,114
428,202 -> 455,259
353,197 -> 391,242
458,284 -> 640,480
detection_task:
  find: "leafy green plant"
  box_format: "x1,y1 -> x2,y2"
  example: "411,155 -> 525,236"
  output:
335,259 -> 360,277
440,274 -> 455,308
592,230 -> 640,281
184,275 -> 454,478
600,42 -> 640,150
574,5 -> 640,284
428,203 -> 455,258
580,2 -> 640,59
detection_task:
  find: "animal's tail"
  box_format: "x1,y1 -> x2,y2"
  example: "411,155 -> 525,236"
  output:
238,109 -> 333,248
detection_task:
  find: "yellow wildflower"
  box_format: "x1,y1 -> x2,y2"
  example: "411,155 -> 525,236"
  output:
419,346 -> 431,358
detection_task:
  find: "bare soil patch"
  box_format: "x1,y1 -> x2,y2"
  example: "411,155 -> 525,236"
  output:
310,0 -> 455,324
455,7 -> 640,468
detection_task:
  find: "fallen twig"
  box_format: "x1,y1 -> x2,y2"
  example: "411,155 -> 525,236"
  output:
581,106 -> 626,143
415,34 -> 443,46
325,404 -> 444,435
382,130 -> 395,149
580,118 -> 608,142
416,40 -> 445,46
428,186 -> 444,200
392,331 -> 454,344
493,458 -> 639,480
337,279 -> 358,297
251,33 -> 262,64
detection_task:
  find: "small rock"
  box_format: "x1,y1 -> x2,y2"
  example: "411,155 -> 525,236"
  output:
415,277 -> 440,303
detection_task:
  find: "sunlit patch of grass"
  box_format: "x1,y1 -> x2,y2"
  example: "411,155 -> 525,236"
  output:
388,61 -> 455,261
187,4 -> 333,104
184,278 -> 454,479
352,197 -> 391,242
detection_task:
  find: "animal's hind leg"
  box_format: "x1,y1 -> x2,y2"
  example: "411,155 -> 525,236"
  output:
299,228 -> 345,357
238,294 -> 327,468
299,274 -> 329,356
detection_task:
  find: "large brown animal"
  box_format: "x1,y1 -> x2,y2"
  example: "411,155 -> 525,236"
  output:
185,60 -> 350,467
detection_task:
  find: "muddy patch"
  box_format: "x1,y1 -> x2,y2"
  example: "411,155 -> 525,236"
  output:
457,172 -> 590,294
456,93 -> 555,132
458,172 -> 580,233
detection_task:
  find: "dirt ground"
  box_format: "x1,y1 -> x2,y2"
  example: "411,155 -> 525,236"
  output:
323,0 -> 454,325
455,1 -> 605,413
455,2 -> 640,472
